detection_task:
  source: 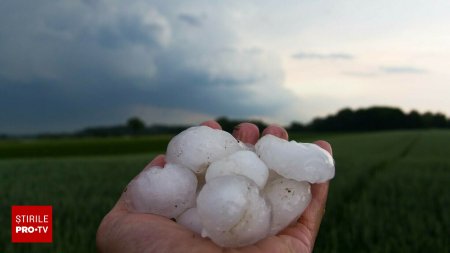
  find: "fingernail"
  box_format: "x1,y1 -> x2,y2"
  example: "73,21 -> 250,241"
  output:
314,140 -> 332,156
262,126 -> 288,140
200,120 -> 222,130
233,123 -> 260,144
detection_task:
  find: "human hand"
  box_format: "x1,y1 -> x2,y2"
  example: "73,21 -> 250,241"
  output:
97,120 -> 332,253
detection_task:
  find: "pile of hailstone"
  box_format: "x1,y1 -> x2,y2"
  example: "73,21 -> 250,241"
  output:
126,126 -> 334,248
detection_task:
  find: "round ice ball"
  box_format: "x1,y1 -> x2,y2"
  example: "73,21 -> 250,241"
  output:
126,163 -> 197,218
177,207 -> 203,235
264,178 -> 311,235
166,126 -> 242,174
197,175 -> 271,248
205,150 -> 269,189
255,135 -> 334,183
238,141 -> 256,152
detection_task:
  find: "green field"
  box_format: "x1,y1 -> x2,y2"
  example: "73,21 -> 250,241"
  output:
1,130 -> 449,252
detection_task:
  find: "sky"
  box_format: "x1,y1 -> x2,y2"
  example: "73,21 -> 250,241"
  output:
1,0 -> 449,134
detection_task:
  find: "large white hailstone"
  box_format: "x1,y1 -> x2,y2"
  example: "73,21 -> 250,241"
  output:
166,126 -> 242,174
205,150 -> 269,189
255,135 -> 335,183
267,168 -> 283,183
197,175 -> 271,247
177,207 -> 203,235
264,178 -> 312,235
238,141 -> 256,152
126,163 -> 197,218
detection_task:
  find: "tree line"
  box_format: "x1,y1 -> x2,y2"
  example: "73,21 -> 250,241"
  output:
2,106 -> 448,139
295,106 -> 449,132
75,106 -> 449,137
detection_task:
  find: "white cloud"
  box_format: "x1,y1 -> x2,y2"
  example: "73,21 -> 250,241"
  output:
292,52 -> 354,60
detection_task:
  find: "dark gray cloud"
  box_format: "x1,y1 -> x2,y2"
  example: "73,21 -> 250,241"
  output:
292,52 -> 354,60
178,13 -> 205,27
96,17 -> 167,49
380,66 -> 427,74
0,0 -> 295,134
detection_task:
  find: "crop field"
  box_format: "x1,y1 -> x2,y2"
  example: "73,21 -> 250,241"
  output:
0,130 -> 449,252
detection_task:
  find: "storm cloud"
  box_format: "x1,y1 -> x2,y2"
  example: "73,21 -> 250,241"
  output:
0,0 -> 295,133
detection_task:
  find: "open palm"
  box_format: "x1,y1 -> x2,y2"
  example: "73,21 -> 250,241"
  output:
97,121 -> 332,253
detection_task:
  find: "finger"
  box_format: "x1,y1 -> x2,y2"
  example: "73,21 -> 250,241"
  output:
296,141 -> 332,248
200,120 -> 222,130
297,182 -> 329,245
314,140 -> 333,156
262,125 -> 289,140
232,123 -> 260,145
145,154 -> 166,168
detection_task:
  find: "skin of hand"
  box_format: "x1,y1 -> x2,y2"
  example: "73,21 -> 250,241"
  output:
97,120 -> 333,253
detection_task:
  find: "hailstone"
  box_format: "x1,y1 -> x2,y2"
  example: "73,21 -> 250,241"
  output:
197,175 -> 271,247
205,150 -> 269,189
126,163 -> 197,218
177,207 -> 203,235
166,126 -> 242,173
126,126 -> 335,248
264,178 -> 311,235
256,134 -> 334,183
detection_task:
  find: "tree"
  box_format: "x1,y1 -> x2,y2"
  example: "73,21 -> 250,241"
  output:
127,117 -> 146,135
406,110 -> 423,129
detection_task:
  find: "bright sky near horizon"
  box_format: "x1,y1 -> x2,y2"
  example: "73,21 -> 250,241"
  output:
1,0 -> 449,133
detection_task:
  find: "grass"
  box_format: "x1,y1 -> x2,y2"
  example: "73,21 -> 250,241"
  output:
0,135 -> 172,159
1,154 -> 152,252
0,130 -> 448,252
311,130 -> 450,253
